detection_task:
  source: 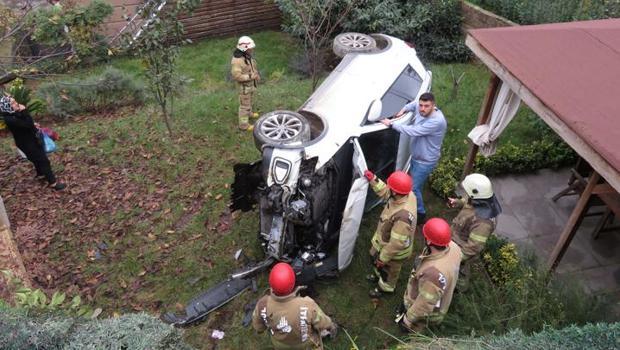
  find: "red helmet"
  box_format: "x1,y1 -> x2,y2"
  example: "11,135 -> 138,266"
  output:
269,262 -> 296,296
387,171 -> 412,195
422,218 -> 452,247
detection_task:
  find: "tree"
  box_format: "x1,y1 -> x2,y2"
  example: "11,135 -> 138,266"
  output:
275,0 -> 359,90
121,0 -> 200,136
0,0 -> 113,83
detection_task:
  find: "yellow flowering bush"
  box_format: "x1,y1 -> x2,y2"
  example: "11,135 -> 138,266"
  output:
483,236 -> 524,288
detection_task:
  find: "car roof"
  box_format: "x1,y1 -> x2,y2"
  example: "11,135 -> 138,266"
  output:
300,35 -> 429,168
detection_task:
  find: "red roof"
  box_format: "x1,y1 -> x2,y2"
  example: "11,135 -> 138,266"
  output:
469,19 -> 620,174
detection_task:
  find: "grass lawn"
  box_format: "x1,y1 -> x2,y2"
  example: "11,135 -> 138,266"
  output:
0,31 -> 599,349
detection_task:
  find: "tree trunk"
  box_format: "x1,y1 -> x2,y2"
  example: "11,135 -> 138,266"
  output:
161,106 -> 173,136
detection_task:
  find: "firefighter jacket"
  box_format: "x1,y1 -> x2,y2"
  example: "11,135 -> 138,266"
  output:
369,177 -> 417,263
231,50 -> 258,94
252,288 -> 335,350
403,241 -> 461,324
450,199 -> 496,260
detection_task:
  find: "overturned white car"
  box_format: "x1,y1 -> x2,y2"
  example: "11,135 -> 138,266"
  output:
164,33 -> 432,325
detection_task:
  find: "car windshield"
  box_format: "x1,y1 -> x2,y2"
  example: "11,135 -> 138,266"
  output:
379,65 -> 423,117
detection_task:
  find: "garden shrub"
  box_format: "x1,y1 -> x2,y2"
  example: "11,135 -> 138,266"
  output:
429,135 -> 577,198
6,78 -> 46,115
277,0 -> 469,68
483,322 -> 620,349
343,0 -> 470,62
24,0 -> 113,68
437,236 -> 612,337
405,322 -> 620,349
0,306 -> 193,350
470,0 -> 620,24
36,67 -> 145,118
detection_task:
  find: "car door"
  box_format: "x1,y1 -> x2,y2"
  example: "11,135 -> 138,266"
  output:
337,138 -> 369,271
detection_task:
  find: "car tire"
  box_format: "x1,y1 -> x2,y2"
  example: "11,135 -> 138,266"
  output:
253,110 -> 311,149
332,32 -> 377,58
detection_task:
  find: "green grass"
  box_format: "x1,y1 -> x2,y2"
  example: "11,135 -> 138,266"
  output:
0,31 -> 607,349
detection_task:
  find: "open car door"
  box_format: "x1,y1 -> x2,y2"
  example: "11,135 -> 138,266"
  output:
338,138 -> 369,271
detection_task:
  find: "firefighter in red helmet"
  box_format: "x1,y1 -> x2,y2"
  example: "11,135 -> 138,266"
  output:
396,218 -> 462,332
252,263 -> 337,349
364,169 -> 417,298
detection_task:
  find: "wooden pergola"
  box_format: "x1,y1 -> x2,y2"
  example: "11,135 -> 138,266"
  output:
462,19 -> 620,271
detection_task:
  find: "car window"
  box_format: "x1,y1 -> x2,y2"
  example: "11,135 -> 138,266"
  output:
379,65 -> 423,117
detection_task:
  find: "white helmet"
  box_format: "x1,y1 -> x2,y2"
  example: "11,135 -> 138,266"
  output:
237,36 -> 255,52
461,173 -> 493,199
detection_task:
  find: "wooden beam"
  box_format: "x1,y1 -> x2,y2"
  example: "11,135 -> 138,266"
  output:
462,74 -> 501,178
547,171 -> 600,271
465,34 -> 620,194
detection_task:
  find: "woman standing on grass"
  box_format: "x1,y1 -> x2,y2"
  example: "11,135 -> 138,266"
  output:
0,95 -> 66,191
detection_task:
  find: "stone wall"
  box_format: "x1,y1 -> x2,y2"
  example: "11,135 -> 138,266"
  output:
461,1 -> 517,30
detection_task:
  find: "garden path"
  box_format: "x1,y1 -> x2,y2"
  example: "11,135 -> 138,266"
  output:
492,168 -> 620,296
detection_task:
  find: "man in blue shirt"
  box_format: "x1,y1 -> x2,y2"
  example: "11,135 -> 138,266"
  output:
381,92 -> 447,223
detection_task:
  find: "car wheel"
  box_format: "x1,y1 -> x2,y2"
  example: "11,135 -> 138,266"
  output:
332,32 -> 377,58
253,110 -> 311,149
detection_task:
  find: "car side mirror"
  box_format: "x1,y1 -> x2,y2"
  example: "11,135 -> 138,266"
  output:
366,99 -> 383,122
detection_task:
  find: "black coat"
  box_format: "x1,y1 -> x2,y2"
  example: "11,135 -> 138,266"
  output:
3,110 -> 44,157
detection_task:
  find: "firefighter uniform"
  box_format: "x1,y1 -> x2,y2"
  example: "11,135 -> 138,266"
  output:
252,288 -> 336,350
231,52 -> 259,129
450,198 -> 496,261
402,241 -> 461,330
450,198 -> 496,290
368,177 -> 417,293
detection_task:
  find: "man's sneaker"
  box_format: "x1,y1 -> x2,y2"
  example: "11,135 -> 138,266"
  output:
369,287 -> 384,298
365,274 -> 378,283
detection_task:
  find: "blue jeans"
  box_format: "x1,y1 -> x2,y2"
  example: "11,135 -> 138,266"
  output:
409,160 -> 437,215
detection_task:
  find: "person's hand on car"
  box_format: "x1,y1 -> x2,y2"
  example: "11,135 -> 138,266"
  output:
380,119 -> 391,127
364,169 -> 375,181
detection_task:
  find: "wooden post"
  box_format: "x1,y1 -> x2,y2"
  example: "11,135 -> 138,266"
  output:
547,171 -> 600,271
462,74 -> 501,178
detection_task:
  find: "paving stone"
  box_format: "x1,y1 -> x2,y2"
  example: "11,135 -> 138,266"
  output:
495,204 -> 530,240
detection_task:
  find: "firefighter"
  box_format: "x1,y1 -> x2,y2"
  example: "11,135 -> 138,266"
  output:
447,173 -> 502,290
231,35 -> 260,130
396,218 -> 461,332
252,262 -> 337,350
364,169 -> 417,298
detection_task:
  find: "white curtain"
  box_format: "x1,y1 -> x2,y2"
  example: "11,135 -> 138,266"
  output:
468,81 -> 521,156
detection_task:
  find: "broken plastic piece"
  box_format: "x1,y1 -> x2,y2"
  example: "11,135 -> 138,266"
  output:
211,329 -> 225,339
161,278 -> 252,326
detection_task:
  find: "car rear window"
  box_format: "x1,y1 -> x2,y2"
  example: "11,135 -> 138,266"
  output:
380,65 -> 423,117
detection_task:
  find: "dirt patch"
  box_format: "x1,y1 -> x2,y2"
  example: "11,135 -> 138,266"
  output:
0,149 -> 168,298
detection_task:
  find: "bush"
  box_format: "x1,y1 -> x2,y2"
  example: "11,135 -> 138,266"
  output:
435,236 -> 612,337
6,79 -> 46,115
0,306 -> 193,350
483,322 -> 620,349
405,322 -> 620,349
470,0 -> 620,24
24,0 -> 113,68
343,0 -> 470,62
36,67 -> 145,118
429,135 -> 577,198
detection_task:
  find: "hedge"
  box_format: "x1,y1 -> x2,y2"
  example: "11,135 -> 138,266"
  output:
429,135 -> 577,198
0,306 -> 193,350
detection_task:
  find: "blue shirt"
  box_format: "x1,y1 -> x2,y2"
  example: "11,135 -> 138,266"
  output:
392,102 -> 447,164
